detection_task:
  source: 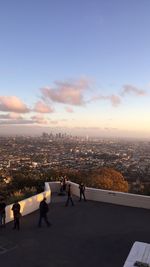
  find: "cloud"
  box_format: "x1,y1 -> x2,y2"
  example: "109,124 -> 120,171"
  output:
87,83 -> 146,107
0,112 -> 66,126
34,101 -> 54,113
30,114 -> 50,125
0,96 -> 29,113
41,78 -> 90,106
89,94 -> 121,107
0,119 -> 33,125
0,116 -> 50,126
0,114 -> 50,126
0,113 -> 23,120
121,85 -> 146,96
109,95 -> 121,106
65,106 -> 74,113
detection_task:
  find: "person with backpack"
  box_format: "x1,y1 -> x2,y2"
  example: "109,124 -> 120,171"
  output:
65,184 -> 74,206
0,199 -> 6,228
38,197 -> 51,227
12,200 -> 21,230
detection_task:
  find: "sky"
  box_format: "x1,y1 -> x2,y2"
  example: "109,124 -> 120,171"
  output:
0,0 -> 150,138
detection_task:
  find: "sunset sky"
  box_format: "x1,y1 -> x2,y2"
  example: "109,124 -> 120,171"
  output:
0,0 -> 150,138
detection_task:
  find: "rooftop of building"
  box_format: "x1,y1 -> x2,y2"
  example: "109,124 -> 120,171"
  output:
1,194 -> 150,267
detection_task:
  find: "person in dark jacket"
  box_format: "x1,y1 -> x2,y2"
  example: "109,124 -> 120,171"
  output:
38,197 -> 51,227
62,176 -> 67,192
79,183 -> 86,201
12,200 -> 21,230
65,184 -> 74,206
0,199 -> 6,228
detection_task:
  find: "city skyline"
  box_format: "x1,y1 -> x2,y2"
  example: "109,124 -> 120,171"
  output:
0,0 -> 150,138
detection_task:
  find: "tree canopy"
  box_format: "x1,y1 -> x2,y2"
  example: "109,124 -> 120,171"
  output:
89,168 -> 128,192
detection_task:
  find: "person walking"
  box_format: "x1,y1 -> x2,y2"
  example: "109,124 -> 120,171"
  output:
38,197 -> 51,227
0,199 -> 6,228
62,176 -> 67,192
65,184 -> 74,206
12,200 -> 21,230
79,183 -> 86,201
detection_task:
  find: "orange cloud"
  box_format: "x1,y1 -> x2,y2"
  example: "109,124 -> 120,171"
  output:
34,101 -> 54,113
41,78 -> 90,106
31,114 -> 50,125
0,96 -> 29,113
0,119 -> 33,125
89,94 -> 121,107
0,113 -> 23,119
0,114 -> 51,126
109,95 -> 121,106
65,106 -> 74,113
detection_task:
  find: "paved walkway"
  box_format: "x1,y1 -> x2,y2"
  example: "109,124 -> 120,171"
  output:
1,194 -> 150,267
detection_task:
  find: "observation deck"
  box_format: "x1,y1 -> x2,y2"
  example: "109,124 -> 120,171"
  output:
1,188 -> 150,267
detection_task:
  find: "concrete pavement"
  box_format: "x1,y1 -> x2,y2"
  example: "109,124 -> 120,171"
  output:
1,194 -> 150,267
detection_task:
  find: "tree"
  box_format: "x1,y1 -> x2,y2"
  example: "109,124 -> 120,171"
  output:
90,167 -> 128,193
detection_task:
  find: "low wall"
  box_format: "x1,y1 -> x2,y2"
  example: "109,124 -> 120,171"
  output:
6,182 -> 51,223
49,181 -> 150,210
85,186 -> 150,209
49,181 -> 61,193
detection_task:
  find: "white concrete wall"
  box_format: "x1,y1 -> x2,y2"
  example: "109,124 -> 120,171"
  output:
85,186 -> 150,209
49,181 -> 150,210
6,182 -> 51,223
6,180 -> 150,224
49,181 -> 61,193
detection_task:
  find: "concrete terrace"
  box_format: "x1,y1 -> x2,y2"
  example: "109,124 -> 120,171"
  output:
1,194 -> 150,267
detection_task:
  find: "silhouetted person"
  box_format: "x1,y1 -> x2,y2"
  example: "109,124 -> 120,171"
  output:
38,197 -> 51,227
0,199 -> 6,228
59,177 -> 64,194
62,176 -> 67,192
12,200 -> 21,230
59,176 -> 67,195
79,183 -> 86,201
65,184 -> 74,206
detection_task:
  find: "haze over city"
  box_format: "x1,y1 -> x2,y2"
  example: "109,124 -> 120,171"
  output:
0,0 -> 150,138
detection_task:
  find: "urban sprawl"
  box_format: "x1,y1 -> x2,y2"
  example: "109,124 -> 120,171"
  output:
1,133 -> 150,194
